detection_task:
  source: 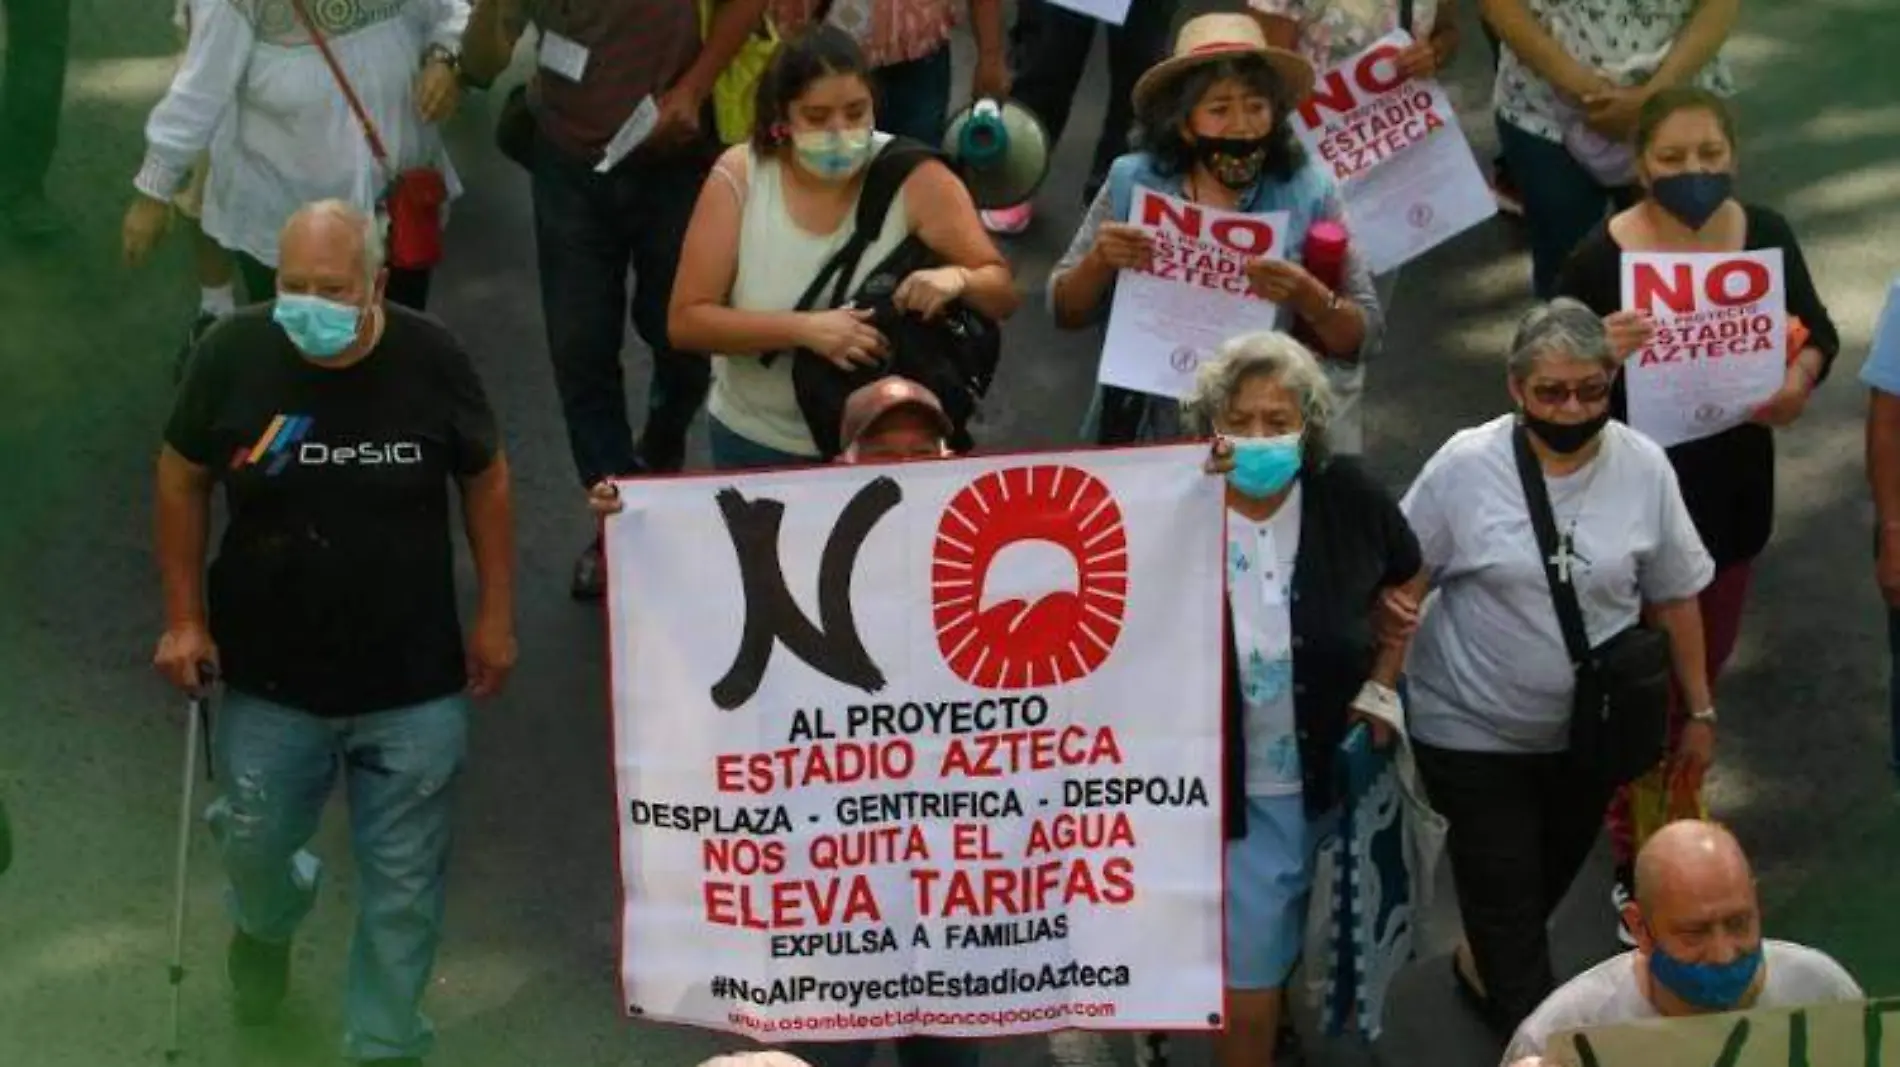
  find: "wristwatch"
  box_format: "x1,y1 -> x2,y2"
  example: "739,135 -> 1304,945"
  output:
1690,707 -> 1718,725
424,43 -> 460,73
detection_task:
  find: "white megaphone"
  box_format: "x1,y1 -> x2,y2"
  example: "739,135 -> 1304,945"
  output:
942,98 -> 1052,212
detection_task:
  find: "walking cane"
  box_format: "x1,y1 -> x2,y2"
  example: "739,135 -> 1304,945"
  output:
165,669 -> 216,1063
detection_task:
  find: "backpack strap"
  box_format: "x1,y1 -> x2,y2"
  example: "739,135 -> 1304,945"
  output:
763,138 -> 942,366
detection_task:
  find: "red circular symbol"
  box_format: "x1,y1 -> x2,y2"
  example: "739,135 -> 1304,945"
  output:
931,465 -> 1129,689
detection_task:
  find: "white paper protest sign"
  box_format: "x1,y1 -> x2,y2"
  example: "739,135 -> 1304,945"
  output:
1290,32 -> 1496,274
1100,187 -> 1287,399
1547,997 -> 1900,1066
607,447 -> 1227,1041
1621,250 -> 1787,448
1044,0 -> 1131,26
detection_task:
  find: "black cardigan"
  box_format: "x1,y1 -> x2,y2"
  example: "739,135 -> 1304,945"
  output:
1554,205 -> 1841,567
1223,455 -> 1422,839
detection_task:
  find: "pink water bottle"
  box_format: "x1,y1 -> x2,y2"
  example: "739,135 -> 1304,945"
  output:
1294,220 -> 1349,353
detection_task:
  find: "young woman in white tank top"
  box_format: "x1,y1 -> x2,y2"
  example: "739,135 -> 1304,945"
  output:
668,26 -> 1019,470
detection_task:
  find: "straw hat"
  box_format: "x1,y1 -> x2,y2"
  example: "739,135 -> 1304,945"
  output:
1131,12 -> 1317,114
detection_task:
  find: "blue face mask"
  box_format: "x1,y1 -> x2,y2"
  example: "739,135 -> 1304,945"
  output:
1649,171 -> 1733,231
793,127 -> 875,182
1226,433 -> 1303,499
273,293 -> 362,359
1648,940 -> 1764,1011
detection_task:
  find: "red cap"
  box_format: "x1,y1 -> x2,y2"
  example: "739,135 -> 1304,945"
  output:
839,377 -> 952,451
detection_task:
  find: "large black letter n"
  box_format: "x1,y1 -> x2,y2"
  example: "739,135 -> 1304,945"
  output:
710,477 -> 900,710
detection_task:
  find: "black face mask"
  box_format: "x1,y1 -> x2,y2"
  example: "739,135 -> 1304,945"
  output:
1649,171 -> 1733,230
1193,134 -> 1271,190
1523,410 -> 1611,454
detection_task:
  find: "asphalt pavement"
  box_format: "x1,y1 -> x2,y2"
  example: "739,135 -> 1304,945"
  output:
2,2 -> 1898,1066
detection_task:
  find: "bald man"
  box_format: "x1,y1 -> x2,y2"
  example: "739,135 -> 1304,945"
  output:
153,200 -> 515,1067
1501,821 -> 1859,1066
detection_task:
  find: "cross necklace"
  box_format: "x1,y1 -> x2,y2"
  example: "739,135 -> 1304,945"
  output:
1548,450 -> 1606,586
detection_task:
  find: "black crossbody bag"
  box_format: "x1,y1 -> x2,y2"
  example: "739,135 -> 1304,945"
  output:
762,138 -> 1002,459
1511,424 -> 1673,788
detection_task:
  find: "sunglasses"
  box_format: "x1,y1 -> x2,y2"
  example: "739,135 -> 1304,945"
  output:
1528,379 -> 1613,405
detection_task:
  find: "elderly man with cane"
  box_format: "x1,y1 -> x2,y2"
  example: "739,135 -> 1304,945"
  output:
152,200 -> 515,1067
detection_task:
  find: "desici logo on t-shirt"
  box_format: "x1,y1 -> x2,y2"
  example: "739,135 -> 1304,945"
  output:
709,464 -> 1130,711
230,415 -> 424,476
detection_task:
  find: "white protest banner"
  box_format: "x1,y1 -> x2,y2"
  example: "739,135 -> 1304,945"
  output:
1100,187 -> 1286,399
1044,0 -> 1130,25
1291,32 -> 1496,274
607,446 -> 1227,1041
1621,250 -> 1787,448
1546,997 -> 1900,1066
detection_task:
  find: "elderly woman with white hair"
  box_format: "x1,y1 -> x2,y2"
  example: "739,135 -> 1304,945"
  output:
1179,330 -> 1421,1067
1397,298 -> 1715,1039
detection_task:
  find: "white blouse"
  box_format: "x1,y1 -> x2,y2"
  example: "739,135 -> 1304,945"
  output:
137,0 -> 469,266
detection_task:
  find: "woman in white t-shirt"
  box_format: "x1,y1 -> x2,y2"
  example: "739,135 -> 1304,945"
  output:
1479,0 -> 1738,298
124,0 -> 468,310
669,26 -> 1018,471
1397,298 -> 1716,1037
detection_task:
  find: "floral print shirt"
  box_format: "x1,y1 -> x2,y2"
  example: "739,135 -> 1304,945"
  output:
1489,0 -> 1735,142
1248,0 -> 1442,70
770,0 -> 960,69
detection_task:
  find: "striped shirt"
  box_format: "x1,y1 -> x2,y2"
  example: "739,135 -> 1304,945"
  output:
527,0 -> 700,161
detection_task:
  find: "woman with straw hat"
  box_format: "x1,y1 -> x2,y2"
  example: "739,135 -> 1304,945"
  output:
1048,11 -> 1382,453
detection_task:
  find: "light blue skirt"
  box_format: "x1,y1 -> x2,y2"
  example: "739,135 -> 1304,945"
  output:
1225,794 -> 1332,990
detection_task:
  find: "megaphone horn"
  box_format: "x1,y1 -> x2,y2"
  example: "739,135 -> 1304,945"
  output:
943,97 -> 1053,212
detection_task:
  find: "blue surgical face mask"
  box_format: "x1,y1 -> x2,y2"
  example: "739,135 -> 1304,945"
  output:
1649,171 -> 1733,231
1647,939 -> 1764,1011
273,293 -> 363,359
793,127 -> 875,182
1226,433 -> 1303,499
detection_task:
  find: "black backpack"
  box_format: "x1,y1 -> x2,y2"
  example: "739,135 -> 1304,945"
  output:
762,138 -> 1002,459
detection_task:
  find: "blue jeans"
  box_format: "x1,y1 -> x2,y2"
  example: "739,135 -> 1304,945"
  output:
1495,118 -> 1638,298
875,46 -> 953,147
206,690 -> 470,1061
532,128 -> 716,483
794,1036 -> 979,1067
708,416 -> 816,471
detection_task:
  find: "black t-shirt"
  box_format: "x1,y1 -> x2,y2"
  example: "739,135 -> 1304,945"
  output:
1555,205 -> 1840,568
166,305 -> 499,717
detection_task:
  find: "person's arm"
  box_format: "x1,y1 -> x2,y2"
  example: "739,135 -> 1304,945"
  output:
1048,183 -> 1124,329
669,150 -> 821,354
969,0 -> 1009,99
1478,0 -> 1607,100
461,0 -> 527,87
133,2 -> 255,204
156,447 -> 214,638
1647,596 -> 1712,712
1254,189 -> 1374,361
1645,0 -> 1739,94
1775,219 -> 1840,387
1369,572 -> 1428,686
905,162 -> 1020,321
1639,459 -> 1717,756
1870,387 -> 1900,607
459,454 -> 517,697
